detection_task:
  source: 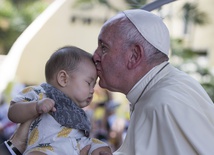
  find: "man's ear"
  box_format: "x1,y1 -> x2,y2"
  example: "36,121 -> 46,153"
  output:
127,44 -> 143,69
57,70 -> 69,87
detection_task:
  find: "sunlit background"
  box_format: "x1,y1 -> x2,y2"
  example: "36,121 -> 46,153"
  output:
0,0 -> 214,151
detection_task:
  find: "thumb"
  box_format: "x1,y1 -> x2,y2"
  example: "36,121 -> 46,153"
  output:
51,106 -> 56,112
80,145 -> 91,155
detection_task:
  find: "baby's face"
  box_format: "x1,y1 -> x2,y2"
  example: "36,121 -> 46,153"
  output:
65,60 -> 97,108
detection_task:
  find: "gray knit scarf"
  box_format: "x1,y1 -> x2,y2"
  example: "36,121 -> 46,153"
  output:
41,83 -> 90,137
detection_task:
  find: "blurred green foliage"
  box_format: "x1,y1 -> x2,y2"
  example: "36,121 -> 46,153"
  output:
0,0 -> 49,54
171,38 -> 214,101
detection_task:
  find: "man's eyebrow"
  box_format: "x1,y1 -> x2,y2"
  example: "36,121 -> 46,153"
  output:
99,40 -> 108,47
98,39 -> 102,44
98,38 -> 106,44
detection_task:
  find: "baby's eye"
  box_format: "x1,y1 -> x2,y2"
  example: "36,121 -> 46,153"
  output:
86,81 -> 90,85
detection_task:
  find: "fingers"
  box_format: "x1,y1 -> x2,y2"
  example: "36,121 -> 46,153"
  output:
37,98 -> 55,114
10,120 -> 33,153
51,106 -> 57,112
16,120 -> 33,140
80,145 -> 91,155
100,152 -> 112,155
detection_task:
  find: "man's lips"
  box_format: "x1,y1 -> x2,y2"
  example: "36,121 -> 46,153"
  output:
96,67 -> 101,71
96,69 -> 102,76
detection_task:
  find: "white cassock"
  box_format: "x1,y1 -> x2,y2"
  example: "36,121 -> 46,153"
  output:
114,61 -> 214,155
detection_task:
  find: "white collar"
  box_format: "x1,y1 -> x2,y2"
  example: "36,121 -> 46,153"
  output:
127,61 -> 169,113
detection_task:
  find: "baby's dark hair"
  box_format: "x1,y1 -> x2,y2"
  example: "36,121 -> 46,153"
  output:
45,46 -> 93,82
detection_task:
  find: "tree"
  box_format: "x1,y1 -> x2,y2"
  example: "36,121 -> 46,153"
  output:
0,0 -> 49,55
182,2 -> 209,35
171,3 -> 214,101
170,38 -> 214,101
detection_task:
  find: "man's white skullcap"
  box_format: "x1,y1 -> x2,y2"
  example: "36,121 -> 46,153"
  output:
123,9 -> 170,56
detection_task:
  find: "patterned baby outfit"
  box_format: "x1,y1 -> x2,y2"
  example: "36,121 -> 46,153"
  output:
12,83 -> 109,155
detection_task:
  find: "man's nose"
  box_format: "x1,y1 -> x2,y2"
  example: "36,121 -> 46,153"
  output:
93,51 -> 100,65
93,51 -> 98,61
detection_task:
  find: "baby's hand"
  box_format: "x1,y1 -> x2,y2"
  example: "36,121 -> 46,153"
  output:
36,98 -> 56,114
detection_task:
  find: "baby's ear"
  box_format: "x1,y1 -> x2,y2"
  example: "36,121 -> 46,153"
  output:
57,70 -> 69,87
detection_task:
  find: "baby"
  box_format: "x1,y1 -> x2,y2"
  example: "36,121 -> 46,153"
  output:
8,46 -> 112,155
